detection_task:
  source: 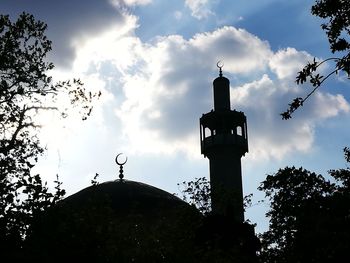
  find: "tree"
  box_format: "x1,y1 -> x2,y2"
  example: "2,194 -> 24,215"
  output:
177,177 -> 212,215
178,178 -> 260,262
282,0 -> 350,119
258,147 -> 350,262
178,177 -> 254,217
0,12 -> 99,259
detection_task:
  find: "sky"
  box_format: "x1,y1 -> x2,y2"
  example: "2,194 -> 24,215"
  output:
1,0 -> 350,233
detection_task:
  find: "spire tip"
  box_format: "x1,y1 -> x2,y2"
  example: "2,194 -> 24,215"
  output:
216,61 -> 224,77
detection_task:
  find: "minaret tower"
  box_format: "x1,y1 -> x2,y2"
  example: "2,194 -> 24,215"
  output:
200,64 -> 248,222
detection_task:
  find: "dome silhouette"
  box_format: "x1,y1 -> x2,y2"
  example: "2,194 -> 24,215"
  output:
63,179 -> 190,214
26,180 -> 202,263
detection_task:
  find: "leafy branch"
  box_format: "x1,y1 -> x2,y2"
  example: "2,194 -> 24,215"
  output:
281,57 -> 345,119
281,0 -> 350,119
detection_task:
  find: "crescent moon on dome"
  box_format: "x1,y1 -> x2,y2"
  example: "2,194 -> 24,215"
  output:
216,60 -> 224,69
115,153 -> 128,165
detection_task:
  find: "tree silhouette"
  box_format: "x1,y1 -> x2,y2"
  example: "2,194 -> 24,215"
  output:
0,12 -> 99,260
282,0 -> 350,119
258,147 -> 350,262
179,149 -> 350,262
178,177 -> 260,262
178,177 -> 212,215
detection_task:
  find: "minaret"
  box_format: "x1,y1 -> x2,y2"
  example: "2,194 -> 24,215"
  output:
200,65 -> 248,222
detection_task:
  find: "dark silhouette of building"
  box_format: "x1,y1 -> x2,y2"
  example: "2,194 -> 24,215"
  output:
25,67 -> 259,262
26,180 -> 201,262
200,66 -> 248,222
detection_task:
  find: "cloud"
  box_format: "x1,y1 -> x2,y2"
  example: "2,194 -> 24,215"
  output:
124,0 -> 152,5
110,27 -> 274,156
310,92 -> 350,119
188,27 -> 272,73
110,0 -> 152,7
269,47 -> 314,80
231,75 -> 349,160
47,19 -> 350,161
231,75 -> 314,159
185,0 -> 214,19
0,0 -> 147,68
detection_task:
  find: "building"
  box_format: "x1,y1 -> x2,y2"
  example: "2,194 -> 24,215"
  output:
25,67 -> 259,262
200,65 -> 248,222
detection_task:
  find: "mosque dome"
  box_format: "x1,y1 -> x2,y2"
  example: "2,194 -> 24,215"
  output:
26,179 -> 202,263
62,179 -> 191,214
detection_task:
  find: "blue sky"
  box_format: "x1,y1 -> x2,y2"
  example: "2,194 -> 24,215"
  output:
2,0 -> 350,233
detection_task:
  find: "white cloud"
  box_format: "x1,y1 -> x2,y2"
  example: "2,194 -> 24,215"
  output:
71,14 -> 141,75
112,26 -> 348,160
232,76 -> 314,159
231,74 -> 349,160
310,92 -> 350,119
269,47 -> 313,80
123,0 -> 152,5
110,0 -> 152,7
110,27 -> 275,156
185,0 -> 214,19
47,21 -> 350,163
189,27 -> 272,73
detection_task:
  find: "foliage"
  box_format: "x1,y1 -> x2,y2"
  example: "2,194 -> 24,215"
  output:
91,173 -> 100,186
178,177 -> 254,216
258,147 -> 350,262
178,177 -> 211,215
282,0 -> 350,119
0,12 -> 99,258
178,177 -> 260,262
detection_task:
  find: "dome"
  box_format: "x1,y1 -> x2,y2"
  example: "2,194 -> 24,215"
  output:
62,179 -> 189,214
26,179 -> 202,263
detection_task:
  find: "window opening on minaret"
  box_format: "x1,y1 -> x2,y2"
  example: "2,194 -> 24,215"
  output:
237,126 -> 243,136
204,127 -> 211,138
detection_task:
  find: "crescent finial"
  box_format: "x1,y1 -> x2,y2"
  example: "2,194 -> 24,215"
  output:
115,153 -> 128,165
115,153 -> 128,180
216,61 -> 224,77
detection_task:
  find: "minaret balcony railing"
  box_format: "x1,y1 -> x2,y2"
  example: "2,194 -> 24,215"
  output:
201,133 -> 248,156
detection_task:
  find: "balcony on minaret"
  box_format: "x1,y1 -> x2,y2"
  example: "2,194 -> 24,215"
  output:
200,110 -> 248,157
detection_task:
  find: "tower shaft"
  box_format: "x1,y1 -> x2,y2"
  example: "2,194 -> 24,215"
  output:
208,150 -> 244,222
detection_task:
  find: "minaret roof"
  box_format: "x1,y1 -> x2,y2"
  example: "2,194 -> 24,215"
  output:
213,75 -> 229,85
